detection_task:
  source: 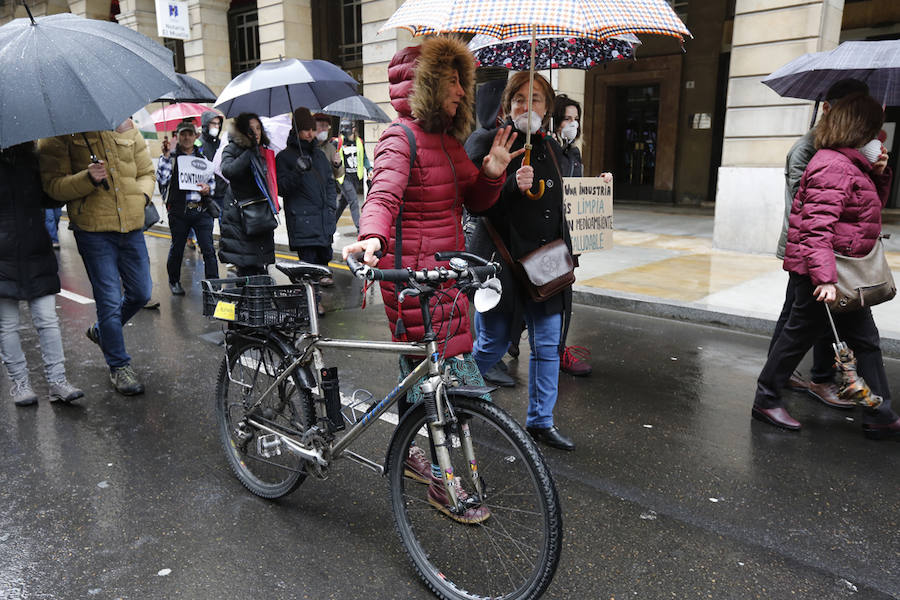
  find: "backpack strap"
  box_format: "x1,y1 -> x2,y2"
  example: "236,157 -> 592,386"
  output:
389,122 -> 416,270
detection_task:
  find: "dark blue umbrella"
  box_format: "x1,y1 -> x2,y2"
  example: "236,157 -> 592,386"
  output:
0,9 -> 178,148
155,73 -> 218,103
214,58 -> 359,118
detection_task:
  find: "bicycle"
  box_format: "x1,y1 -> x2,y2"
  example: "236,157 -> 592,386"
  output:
202,251 -> 562,600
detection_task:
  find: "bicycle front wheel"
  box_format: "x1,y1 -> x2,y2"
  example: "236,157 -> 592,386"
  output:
215,335 -> 314,499
387,396 -> 562,600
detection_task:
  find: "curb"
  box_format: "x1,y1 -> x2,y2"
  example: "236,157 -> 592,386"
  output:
572,287 -> 900,359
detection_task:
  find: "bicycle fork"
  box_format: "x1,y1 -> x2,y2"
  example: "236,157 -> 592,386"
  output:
422,380 -> 485,515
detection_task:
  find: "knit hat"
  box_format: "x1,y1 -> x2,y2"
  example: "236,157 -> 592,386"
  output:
293,107 -> 316,131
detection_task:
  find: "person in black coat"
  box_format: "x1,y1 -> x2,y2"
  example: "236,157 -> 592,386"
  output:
466,72 -> 576,451
218,113 -> 276,277
276,107 -> 337,285
0,142 -> 83,406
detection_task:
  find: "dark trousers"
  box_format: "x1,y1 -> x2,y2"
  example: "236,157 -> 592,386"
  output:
168,208 -> 218,284
297,246 -> 332,266
769,273 -> 835,383
755,273 -> 896,425
235,265 -> 266,277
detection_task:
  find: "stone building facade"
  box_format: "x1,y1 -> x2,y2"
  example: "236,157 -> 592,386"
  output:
1,0 -> 898,254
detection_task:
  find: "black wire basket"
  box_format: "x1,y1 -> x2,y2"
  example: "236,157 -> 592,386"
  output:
201,275 -> 311,329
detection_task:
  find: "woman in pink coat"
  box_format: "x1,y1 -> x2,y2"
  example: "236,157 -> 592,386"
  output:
752,92 -> 899,439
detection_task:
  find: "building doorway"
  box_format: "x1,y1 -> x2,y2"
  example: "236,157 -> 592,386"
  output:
613,84 -> 660,202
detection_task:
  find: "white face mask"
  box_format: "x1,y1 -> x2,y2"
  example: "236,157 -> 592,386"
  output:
513,111 -> 542,135
208,127 -> 219,138
316,130 -> 329,142
859,138 -> 882,163
560,121 -> 578,143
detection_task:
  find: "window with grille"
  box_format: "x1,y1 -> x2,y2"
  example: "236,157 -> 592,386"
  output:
229,5 -> 260,78
340,0 -> 363,67
164,38 -> 186,74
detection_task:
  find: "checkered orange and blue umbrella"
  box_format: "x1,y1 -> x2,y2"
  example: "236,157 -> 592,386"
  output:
382,0 -> 690,199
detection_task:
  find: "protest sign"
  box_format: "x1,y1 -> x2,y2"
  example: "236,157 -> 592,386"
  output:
563,177 -> 614,254
177,155 -> 214,191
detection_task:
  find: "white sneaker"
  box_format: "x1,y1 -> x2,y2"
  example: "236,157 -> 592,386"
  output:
49,379 -> 85,403
11,379 -> 38,407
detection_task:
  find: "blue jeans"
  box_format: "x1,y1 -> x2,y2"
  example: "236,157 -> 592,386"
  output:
168,208 -> 218,284
473,304 -> 562,428
44,207 -> 62,244
73,230 -> 152,369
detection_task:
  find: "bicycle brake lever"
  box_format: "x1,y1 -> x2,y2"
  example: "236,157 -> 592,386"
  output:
397,287 -> 421,304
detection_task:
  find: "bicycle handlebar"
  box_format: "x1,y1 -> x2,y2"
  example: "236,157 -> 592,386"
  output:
346,251 -> 499,286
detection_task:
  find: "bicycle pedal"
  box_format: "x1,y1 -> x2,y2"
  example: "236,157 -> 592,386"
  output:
257,434 -> 282,458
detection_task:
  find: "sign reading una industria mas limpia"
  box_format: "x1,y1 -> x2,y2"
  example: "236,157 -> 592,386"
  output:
155,0 -> 190,40
563,177 -> 614,254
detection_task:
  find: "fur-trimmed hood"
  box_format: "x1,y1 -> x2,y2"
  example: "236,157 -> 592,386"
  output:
388,36 -> 475,142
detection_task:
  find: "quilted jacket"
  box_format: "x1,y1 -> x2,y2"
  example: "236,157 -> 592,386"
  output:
783,147 -> 892,285
359,37 -> 505,357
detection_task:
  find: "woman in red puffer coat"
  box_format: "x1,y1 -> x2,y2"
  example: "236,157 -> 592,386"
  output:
343,37 -> 522,356
341,36 -> 528,523
752,92 -> 900,439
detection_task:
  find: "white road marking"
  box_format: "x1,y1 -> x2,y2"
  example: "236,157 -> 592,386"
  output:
58,289 -> 94,304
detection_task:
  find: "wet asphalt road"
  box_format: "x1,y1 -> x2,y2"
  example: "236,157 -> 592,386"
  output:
0,229 -> 898,600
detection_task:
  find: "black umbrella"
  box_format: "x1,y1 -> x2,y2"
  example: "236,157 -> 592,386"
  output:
154,73 -> 218,103
214,58 -> 359,118
321,94 -> 391,122
0,8 -> 178,148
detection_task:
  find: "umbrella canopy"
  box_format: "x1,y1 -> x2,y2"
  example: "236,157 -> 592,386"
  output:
321,95 -> 391,122
155,73 -> 218,103
214,58 -> 359,118
0,11 -> 178,149
148,102 -> 219,132
382,0 -> 690,41
471,35 -> 635,70
762,40 -> 900,106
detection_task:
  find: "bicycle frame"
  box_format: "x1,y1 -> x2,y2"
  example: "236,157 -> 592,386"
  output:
231,280 -> 449,469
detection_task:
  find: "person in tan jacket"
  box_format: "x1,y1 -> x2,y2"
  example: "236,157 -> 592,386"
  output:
39,119 -> 154,396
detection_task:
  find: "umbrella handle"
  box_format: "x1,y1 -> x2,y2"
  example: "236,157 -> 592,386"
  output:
522,146 -> 545,200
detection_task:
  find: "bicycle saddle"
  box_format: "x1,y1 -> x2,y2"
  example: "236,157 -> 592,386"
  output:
275,261 -> 332,283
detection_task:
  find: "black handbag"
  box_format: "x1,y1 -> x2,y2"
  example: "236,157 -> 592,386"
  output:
143,198 -> 160,231
238,197 -> 277,236
831,237 -> 896,313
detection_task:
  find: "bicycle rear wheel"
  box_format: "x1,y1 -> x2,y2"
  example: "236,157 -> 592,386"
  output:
215,335 -> 314,499
387,396 -> 562,600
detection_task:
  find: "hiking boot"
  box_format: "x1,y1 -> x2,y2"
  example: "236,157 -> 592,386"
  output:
11,379 -> 38,407
427,475 -> 490,525
404,445 -> 431,485
85,324 -> 101,347
560,345 -> 592,376
110,365 -> 144,396
49,379 -> 85,403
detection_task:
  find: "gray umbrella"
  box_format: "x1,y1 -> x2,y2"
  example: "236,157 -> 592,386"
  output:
154,73 -> 217,103
214,58 -> 359,118
0,10 -> 178,149
763,40 -> 900,106
322,94 -> 391,122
